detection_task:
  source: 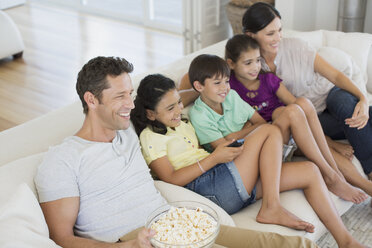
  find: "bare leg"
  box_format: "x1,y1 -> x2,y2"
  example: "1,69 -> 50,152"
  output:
256,161 -> 365,248
233,124 -> 313,232
292,98 -> 342,175
326,136 -> 354,160
295,97 -> 368,202
331,147 -> 372,197
272,103 -> 367,203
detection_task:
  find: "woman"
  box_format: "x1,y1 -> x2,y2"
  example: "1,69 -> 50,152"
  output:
241,2 -> 372,182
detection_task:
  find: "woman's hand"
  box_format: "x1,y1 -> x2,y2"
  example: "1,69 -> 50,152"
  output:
211,139 -> 244,164
345,100 -> 369,130
133,228 -> 155,248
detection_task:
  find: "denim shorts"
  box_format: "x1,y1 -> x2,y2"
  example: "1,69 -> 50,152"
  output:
185,161 -> 256,215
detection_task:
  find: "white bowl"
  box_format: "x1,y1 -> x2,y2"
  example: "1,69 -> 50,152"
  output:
146,201 -> 220,248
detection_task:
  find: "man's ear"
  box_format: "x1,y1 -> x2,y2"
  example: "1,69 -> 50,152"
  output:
146,109 -> 156,121
226,58 -> 235,70
193,80 -> 204,93
84,91 -> 98,110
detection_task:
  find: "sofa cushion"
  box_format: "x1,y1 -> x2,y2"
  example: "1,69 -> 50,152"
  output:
231,187 -> 353,242
323,31 -> 372,87
317,47 -> 367,95
0,153 -> 45,205
283,29 -> 324,50
0,183 -> 61,248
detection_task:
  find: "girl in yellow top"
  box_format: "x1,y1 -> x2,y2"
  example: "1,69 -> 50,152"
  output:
130,74 -> 364,242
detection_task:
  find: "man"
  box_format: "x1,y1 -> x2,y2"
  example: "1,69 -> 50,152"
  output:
35,56 -> 318,248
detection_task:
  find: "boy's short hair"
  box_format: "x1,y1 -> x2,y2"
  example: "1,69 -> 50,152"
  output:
188,54 -> 230,91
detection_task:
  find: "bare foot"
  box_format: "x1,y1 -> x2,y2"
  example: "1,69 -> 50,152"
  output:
326,175 -> 368,204
331,141 -> 354,161
256,205 -> 314,233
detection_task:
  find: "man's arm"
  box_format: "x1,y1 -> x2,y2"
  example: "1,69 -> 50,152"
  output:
41,197 -> 151,248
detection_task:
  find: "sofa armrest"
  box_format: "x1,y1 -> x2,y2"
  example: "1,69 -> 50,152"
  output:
0,101 -> 84,167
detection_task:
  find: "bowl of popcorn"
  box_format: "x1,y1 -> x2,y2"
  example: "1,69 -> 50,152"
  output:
146,201 -> 220,248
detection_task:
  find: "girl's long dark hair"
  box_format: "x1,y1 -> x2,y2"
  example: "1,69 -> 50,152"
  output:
242,2 -> 281,33
131,74 -> 176,136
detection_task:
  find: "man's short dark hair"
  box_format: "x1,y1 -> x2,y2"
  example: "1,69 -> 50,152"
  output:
76,56 -> 133,114
188,54 -> 230,91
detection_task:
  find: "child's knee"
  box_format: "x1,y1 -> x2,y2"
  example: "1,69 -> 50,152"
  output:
283,104 -> 304,120
265,124 -> 282,138
302,161 -> 322,178
295,97 -> 316,114
258,123 -> 281,135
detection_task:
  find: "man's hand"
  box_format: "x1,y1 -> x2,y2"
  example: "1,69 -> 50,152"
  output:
345,100 -> 369,129
133,228 -> 155,248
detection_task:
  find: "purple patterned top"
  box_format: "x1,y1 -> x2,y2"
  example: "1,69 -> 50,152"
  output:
230,72 -> 285,122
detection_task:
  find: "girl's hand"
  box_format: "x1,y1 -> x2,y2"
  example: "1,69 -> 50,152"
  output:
212,139 -> 244,164
133,228 -> 155,248
345,100 -> 369,130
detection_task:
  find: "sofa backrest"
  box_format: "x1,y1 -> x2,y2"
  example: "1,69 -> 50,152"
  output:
1,29 -> 372,167
284,29 -> 372,98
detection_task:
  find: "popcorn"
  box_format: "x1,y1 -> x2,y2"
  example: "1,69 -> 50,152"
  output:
150,206 -> 218,248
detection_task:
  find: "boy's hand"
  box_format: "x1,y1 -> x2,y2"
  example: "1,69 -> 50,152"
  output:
133,228 -> 155,248
212,139 -> 244,164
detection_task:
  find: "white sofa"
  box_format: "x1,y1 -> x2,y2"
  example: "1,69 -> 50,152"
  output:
0,10 -> 24,59
0,29 -> 372,247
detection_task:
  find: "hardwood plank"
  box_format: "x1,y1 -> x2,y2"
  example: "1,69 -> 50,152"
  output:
0,2 -> 183,132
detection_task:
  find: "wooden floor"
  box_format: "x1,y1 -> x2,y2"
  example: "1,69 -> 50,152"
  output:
0,2 -> 183,132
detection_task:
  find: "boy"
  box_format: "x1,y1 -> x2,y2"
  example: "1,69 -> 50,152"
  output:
188,54 -> 268,152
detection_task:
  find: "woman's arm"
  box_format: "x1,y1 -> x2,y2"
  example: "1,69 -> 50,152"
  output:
179,73 -> 192,90
178,73 -> 199,107
149,140 -> 243,186
314,53 -> 369,129
275,82 -> 297,105
179,88 -> 199,107
209,112 -> 266,149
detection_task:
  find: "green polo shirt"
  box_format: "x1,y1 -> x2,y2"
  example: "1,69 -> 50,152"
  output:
189,90 -> 255,152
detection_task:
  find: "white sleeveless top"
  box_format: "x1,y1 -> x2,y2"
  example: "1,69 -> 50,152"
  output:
261,37 -> 334,113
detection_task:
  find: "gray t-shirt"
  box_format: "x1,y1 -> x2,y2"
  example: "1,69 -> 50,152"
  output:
35,128 -> 166,242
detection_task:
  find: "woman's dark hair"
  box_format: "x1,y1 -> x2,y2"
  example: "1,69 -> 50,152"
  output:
242,2 -> 281,33
225,34 -> 260,62
130,74 -> 176,136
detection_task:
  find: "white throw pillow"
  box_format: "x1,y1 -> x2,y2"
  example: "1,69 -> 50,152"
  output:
0,183 -> 61,248
323,30 -> 372,79
317,46 -> 368,95
283,29 -> 324,50
0,153 -> 45,205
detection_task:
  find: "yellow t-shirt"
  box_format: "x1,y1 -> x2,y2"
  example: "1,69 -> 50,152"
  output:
140,121 -> 210,171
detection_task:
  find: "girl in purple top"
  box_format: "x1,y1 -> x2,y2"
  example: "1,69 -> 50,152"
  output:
225,34 -> 368,204
230,72 -> 284,122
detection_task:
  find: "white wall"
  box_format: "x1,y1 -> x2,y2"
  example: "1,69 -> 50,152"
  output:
276,0 -> 371,33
